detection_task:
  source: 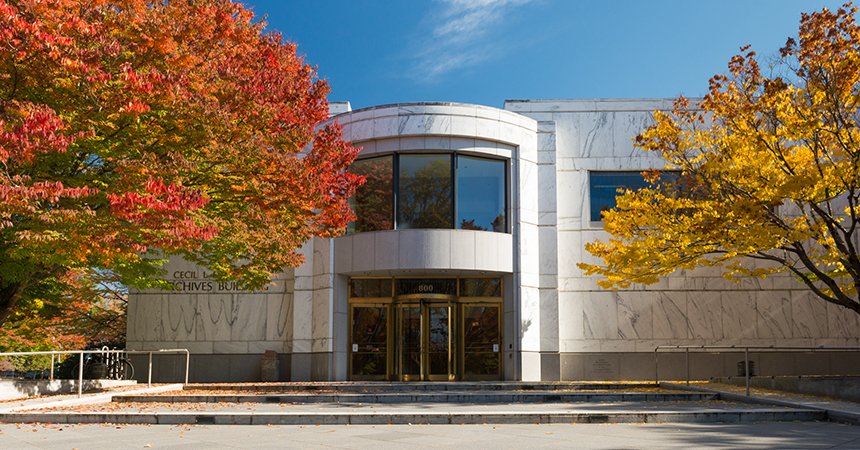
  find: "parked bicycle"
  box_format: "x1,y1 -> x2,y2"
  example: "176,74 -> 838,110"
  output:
72,347 -> 134,380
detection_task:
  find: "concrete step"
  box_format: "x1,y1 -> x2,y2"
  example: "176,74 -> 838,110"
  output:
115,391 -> 717,404
0,400 -> 824,425
183,381 -> 656,392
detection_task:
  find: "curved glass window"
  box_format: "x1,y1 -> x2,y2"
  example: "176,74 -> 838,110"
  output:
457,156 -> 506,232
347,153 -> 507,234
348,156 -> 394,233
398,155 -> 452,229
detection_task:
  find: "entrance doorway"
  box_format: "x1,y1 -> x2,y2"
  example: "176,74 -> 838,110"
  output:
396,298 -> 455,381
349,277 -> 502,381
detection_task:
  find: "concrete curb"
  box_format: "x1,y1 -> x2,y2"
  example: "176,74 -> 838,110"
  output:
660,382 -> 860,426
0,409 -> 825,425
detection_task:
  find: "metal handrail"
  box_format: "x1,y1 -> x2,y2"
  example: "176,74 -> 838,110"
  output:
0,348 -> 189,398
654,345 -> 860,396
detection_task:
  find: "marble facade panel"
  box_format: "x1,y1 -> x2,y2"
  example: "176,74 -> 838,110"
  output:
372,116 -> 398,138
161,294 -> 196,341
311,288 -> 333,342
266,292 -> 292,342
424,135 -> 452,150
352,232 -> 376,272
583,291 -> 618,340
791,291 -> 828,338
230,294 -> 267,341
520,286 -> 541,352
756,291 -> 793,339
518,224 -> 540,278
499,121 -> 521,143
652,291 -> 689,339
398,229 -> 425,269
398,114 -> 424,135
476,106 -> 502,121
374,231 -> 400,270
129,294 -> 164,342
450,115 -> 477,136
537,226 -> 557,276
333,235 -> 353,274
474,231 -> 498,272
312,238 -> 331,275
555,170 -> 584,220
424,114 -> 451,135
423,104 -> 452,115
350,118 -> 374,141
579,112 -> 613,158
687,291 -> 722,339
557,231 -> 583,279
450,230 -> 476,270
617,291 -> 654,340
497,233 -> 514,272
612,112 -> 654,157
558,291 -> 584,341
423,229 -> 451,268
537,165 -> 557,215
539,289 -> 559,352
827,301 -> 860,338
721,291 -> 757,340
538,149 -> 556,165
195,294 -> 232,341
398,104 -> 423,115
292,290 -> 313,342
213,341 -> 248,354
559,339 -> 601,353
475,117 -> 500,141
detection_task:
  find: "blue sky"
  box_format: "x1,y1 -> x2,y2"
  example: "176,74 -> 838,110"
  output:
240,0 -> 847,110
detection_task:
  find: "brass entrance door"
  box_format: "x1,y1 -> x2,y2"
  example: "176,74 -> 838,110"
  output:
396,299 -> 455,381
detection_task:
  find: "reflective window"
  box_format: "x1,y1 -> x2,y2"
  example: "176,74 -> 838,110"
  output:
347,153 -> 507,234
350,279 -> 393,298
457,156 -> 506,232
348,156 -> 394,233
589,171 -> 679,221
398,154 -> 453,229
459,278 -> 501,297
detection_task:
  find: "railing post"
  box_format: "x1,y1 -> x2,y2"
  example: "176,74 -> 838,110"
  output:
685,347 -> 690,386
148,352 -> 153,388
184,350 -> 190,385
50,353 -> 55,381
654,348 -> 659,385
745,347 -> 750,397
78,352 -> 84,398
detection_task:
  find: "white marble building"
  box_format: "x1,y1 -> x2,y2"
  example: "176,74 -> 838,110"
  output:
127,99 -> 860,382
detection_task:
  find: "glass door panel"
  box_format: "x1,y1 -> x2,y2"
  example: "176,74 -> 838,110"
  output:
427,305 -> 453,380
398,305 -> 422,380
463,305 -> 500,377
351,306 -> 388,378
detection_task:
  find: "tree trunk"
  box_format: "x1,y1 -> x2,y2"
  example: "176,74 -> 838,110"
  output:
0,281 -> 26,329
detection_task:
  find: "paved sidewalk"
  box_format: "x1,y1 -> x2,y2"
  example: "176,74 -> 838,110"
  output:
1,421 -> 859,449
664,382 -> 860,425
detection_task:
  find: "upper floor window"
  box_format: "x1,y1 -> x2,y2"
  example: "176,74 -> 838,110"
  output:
347,153 -> 507,234
589,171 -> 680,221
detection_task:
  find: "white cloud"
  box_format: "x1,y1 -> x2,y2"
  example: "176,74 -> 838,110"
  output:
410,0 -> 535,83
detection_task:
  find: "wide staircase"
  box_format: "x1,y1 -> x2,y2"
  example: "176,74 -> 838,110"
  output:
86,381 -> 827,425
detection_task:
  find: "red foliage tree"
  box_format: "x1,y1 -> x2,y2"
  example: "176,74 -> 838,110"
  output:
0,0 -> 361,328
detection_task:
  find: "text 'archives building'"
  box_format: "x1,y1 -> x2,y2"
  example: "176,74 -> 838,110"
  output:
126,99 -> 860,382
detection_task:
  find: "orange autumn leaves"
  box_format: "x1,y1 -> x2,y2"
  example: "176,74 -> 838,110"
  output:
0,0 -> 361,326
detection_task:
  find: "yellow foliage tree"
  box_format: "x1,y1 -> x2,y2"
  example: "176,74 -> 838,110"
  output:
579,4 -> 860,316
